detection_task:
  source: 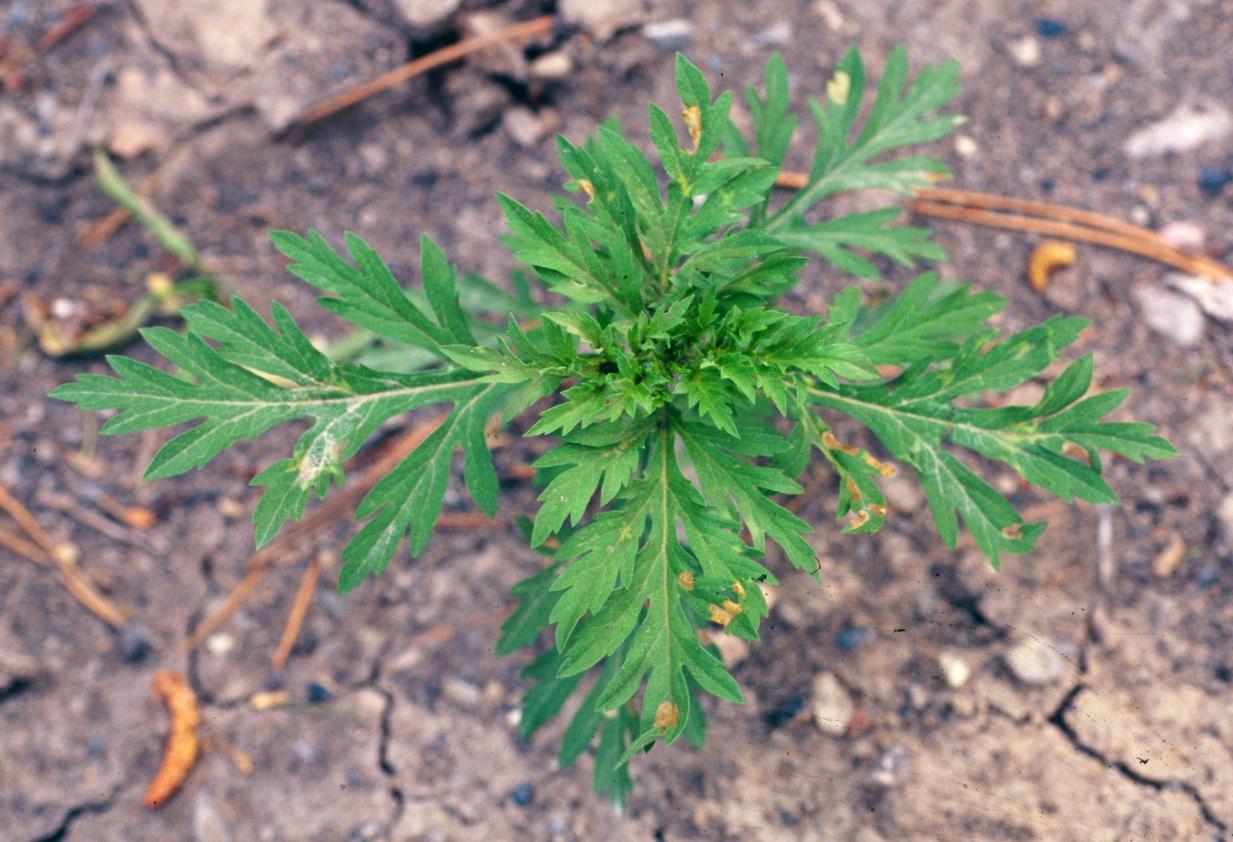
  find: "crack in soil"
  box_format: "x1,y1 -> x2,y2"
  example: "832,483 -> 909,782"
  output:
1048,684 -> 1229,837
31,789 -> 118,842
376,683 -> 406,831
119,0 -> 200,97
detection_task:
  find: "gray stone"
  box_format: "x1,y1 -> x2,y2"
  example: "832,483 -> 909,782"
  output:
1004,636 -> 1068,686
642,18 -> 694,51
503,106 -> 546,148
561,0 -> 647,42
752,21 -> 791,49
1135,284 -> 1205,347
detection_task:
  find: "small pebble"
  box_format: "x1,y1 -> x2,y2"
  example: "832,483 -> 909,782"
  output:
642,18 -> 694,50
511,782 -> 535,807
443,677 -> 482,708
834,626 -> 871,651
1009,36 -> 1041,67
503,107 -> 545,148
954,134 -> 979,158
752,21 -> 791,49
1198,166 -> 1232,196
937,651 -> 971,688
867,743 -> 911,787
1004,636 -> 1068,686
530,51 -> 573,80
1035,18 -> 1068,38
117,623 -> 152,663
306,681 -> 334,704
205,633 -> 235,656
811,672 -> 854,736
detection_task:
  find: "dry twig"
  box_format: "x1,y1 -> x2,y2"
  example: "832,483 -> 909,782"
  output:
289,14 -> 556,134
0,483 -> 128,628
773,170 -> 1233,283
271,552 -> 324,671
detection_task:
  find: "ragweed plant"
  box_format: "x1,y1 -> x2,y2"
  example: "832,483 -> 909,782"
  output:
53,48 -> 1175,808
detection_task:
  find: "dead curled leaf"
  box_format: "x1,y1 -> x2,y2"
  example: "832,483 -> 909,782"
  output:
1027,239 -> 1077,293
143,671 -> 201,809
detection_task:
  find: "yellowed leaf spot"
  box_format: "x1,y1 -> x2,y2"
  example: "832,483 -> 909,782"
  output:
681,105 -> 703,151
827,70 -> 851,106
864,452 -> 896,477
677,570 -> 696,591
654,701 -> 679,731
577,178 -> 595,202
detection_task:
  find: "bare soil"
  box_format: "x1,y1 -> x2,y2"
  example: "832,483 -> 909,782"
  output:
2,1 -> 1233,840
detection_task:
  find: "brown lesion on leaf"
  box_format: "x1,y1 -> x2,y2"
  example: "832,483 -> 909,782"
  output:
681,105 -> 703,152
654,701 -> 679,732
677,570 -> 696,591
1001,522 -> 1023,540
821,430 -> 859,455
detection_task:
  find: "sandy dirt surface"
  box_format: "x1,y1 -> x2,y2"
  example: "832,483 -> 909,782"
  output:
2,0 -> 1233,840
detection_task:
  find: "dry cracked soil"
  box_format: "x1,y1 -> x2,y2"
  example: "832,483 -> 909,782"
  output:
2,0 -> 1233,840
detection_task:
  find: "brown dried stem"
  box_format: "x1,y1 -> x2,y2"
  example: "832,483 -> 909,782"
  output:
0,483 -> 128,628
271,552 -> 324,671
772,169 -> 1233,283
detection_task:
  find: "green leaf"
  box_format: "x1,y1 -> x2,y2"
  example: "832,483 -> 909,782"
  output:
496,561 -> 562,656
51,311 -> 481,549
808,320 -> 1175,567
767,45 -> 962,233
557,428 -> 743,750
850,272 -> 1003,365
339,382 -> 508,592
775,208 -> 947,278
270,230 -> 461,355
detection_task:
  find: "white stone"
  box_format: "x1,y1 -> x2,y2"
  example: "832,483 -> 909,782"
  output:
1135,284 -> 1205,347
1004,636 -> 1068,686
642,19 -> 694,50
393,0 -> 462,29
954,134 -> 979,157
1166,273 -> 1233,324
938,651 -> 971,688
1009,36 -> 1041,67
205,633 -> 235,656
1124,104 -> 1233,159
811,671 -> 854,736
530,51 -> 573,79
